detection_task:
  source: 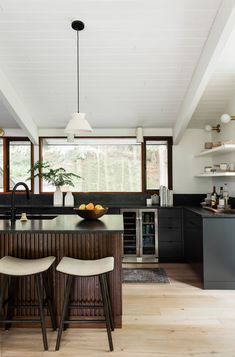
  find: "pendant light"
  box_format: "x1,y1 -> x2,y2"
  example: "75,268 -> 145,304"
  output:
65,20 -> 92,141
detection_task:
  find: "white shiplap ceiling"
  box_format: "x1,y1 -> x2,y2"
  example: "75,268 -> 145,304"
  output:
190,24 -> 235,128
0,0 -> 224,137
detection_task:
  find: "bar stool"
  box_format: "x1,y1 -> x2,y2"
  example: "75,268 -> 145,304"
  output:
0,256 -> 57,350
55,256 -> 114,351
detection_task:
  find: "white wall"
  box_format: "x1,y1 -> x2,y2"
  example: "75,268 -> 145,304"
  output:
173,129 -> 212,194
211,96 -> 235,196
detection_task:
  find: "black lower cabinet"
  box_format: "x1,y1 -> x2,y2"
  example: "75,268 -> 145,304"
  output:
183,208 -> 235,289
158,208 -> 183,262
184,209 -> 203,279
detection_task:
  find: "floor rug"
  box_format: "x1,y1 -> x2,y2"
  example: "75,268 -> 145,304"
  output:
122,268 -> 170,283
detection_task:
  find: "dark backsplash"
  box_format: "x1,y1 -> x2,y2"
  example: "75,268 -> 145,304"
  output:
0,192 -> 206,207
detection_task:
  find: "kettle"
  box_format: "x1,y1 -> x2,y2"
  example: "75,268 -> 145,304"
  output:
151,194 -> 159,205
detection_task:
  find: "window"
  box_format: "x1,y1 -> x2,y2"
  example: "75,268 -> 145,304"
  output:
41,138 -> 142,192
145,138 -> 172,191
6,138 -> 33,190
0,139 -> 3,192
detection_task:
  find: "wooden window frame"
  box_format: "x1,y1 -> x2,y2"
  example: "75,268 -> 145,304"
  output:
4,137 -> 34,192
39,136 -> 173,194
144,136 -> 173,193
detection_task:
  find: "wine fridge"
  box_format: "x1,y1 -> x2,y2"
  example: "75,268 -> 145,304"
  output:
121,209 -> 158,262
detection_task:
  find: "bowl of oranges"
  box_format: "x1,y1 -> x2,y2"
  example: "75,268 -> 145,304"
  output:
74,203 -> 108,220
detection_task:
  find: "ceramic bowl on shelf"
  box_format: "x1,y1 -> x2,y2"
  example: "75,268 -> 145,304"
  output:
204,142 -> 213,149
73,207 -> 108,220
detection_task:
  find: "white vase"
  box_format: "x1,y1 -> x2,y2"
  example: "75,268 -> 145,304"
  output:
64,190 -> 74,207
53,186 -> 63,206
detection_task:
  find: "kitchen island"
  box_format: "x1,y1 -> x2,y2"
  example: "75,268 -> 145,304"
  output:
0,214 -> 123,327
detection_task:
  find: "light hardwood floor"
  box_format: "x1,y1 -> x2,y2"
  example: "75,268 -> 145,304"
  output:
1,263 -> 235,357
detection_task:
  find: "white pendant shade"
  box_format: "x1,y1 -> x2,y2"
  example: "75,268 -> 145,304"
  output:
65,113 -> 93,134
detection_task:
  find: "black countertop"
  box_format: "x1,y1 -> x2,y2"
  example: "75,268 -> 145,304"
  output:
0,214 -> 124,233
185,207 -> 235,218
0,204 -> 182,209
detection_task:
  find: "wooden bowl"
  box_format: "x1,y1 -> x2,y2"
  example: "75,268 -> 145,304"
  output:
74,207 -> 108,220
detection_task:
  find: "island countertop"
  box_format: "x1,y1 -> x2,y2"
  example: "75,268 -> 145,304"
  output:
0,214 -> 123,328
0,214 -> 124,232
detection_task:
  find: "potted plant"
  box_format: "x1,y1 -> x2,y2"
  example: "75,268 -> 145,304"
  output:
29,161 -> 81,206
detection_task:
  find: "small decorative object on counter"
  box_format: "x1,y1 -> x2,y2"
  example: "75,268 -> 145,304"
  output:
217,187 -> 225,209
151,194 -> 159,205
160,186 -> 173,207
146,198 -> 152,206
200,193 -> 211,206
160,186 -> 167,206
20,212 -> 28,222
54,186 -> 63,206
28,161 -> 81,207
210,186 -> 217,208
64,190 -> 74,206
167,190 -> 173,207
223,183 -> 229,208
74,203 -> 108,220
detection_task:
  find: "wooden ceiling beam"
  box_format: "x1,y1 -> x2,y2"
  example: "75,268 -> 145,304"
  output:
173,0 -> 235,144
0,68 -> 38,144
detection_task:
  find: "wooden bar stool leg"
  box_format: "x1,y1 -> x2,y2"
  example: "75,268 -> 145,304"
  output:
63,276 -> 74,331
5,276 -> 16,330
99,274 -> 113,352
55,275 -> 73,351
42,271 -> 57,330
35,273 -> 48,351
104,274 -> 114,331
0,275 -> 8,311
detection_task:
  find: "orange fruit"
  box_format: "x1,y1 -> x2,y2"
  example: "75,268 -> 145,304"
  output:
86,202 -> 95,210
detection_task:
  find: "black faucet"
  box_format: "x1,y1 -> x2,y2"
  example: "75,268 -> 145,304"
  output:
11,182 -> 30,222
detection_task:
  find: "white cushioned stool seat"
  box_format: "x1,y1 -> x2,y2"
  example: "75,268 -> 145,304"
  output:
56,257 -> 114,276
0,256 -> 56,276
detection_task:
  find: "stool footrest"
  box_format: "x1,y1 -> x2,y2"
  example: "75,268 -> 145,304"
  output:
0,319 -> 44,324
69,304 -> 104,309
63,319 -> 106,324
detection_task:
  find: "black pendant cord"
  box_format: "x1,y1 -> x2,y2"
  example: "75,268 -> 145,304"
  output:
77,30 -> 79,113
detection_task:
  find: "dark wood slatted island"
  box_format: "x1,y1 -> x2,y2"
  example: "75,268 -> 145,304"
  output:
0,214 -> 123,328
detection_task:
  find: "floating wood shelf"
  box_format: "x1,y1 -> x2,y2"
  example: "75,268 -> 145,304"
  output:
195,144 -> 235,157
195,172 -> 235,177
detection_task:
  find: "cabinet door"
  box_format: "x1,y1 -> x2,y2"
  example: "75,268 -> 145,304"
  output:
140,210 -> 157,256
122,210 -> 138,256
158,208 -> 183,261
158,208 -> 182,227
158,227 -> 182,242
184,209 -> 203,278
159,242 -> 183,258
